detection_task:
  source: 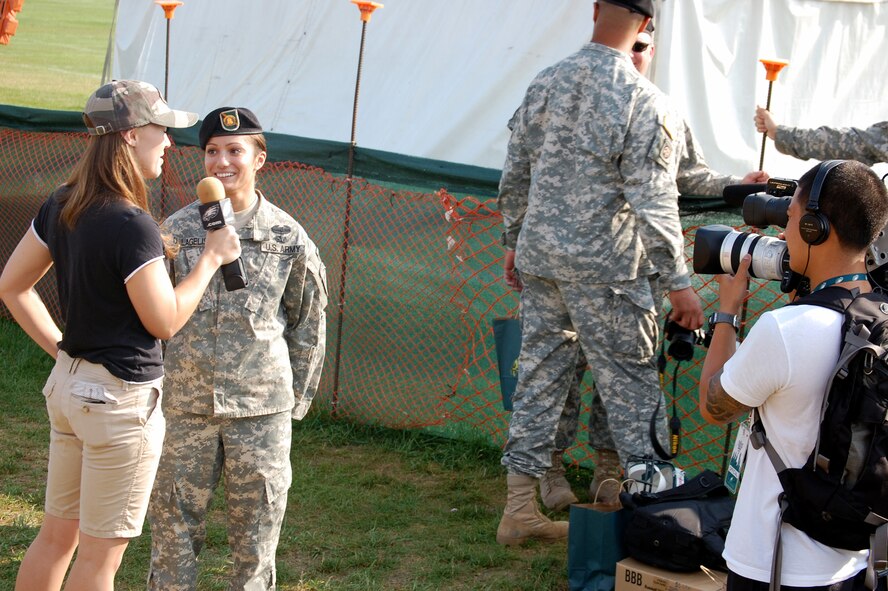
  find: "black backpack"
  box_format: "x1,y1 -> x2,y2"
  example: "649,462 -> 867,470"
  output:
752,286 -> 888,590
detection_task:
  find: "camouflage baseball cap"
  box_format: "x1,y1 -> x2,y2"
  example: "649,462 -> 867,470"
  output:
82,80 -> 198,136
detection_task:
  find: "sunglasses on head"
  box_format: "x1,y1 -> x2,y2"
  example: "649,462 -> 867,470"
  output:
632,41 -> 650,53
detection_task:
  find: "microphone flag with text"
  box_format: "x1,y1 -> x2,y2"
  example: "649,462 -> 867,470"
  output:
197,177 -> 248,291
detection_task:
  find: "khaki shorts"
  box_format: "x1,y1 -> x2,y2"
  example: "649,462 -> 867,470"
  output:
43,351 -> 165,539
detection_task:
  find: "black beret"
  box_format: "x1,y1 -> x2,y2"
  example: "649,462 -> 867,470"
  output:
600,0 -> 654,18
199,107 -> 263,149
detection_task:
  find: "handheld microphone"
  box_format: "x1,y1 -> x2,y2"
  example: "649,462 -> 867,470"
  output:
196,177 -> 248,291
722,183 -> 767,207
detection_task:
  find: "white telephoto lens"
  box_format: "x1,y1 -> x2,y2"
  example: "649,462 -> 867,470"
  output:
719,231 -> 786,280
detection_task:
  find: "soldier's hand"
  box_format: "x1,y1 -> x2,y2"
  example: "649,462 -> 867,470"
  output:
667,287 -> 703,330
740,170 -> 769,184
754,106 -> 778,140
503,249 -> 523,292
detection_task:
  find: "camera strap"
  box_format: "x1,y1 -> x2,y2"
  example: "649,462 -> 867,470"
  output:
651,335 -> 682,460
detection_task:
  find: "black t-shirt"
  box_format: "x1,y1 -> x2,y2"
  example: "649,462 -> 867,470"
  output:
33,188 -> 165,382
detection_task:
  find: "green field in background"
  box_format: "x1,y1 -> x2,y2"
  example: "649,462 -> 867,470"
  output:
0,0 -> 114,111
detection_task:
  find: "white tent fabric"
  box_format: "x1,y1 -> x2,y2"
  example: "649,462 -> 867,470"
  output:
655,0 -> 888,181
114,0 -> 888,181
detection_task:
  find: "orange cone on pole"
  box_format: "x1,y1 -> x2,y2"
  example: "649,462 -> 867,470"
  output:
351,0 -> 383,23
758,58 -> 789,170
760,58 -> 789,82
155,0 -> 183,20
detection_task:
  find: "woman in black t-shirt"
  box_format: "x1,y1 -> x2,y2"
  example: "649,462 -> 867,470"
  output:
0,80 -> 241,591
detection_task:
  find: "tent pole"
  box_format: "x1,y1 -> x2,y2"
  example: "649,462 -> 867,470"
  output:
332,1 -> 382,417
756,59 -> 788,171
757,80 -> 774,171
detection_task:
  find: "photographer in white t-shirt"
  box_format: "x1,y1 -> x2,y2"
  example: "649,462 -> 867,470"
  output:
698,160 -> 888,591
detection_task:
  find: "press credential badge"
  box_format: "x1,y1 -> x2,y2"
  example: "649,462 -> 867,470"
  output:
725,415 -> 752,494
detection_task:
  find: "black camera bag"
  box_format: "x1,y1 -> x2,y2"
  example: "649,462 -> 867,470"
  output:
620,470 -> 734,572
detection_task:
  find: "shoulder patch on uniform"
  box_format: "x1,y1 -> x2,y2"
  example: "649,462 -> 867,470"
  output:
653,134 -> 676,171
659,141 -> 673,162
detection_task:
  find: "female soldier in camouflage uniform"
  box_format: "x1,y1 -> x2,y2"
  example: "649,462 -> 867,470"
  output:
148,107 -> 327,590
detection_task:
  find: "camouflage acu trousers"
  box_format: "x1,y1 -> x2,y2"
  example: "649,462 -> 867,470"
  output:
555,285 -> 669,455
502,273 -> 667,476
148,409 -> 292,591
552,352 -> 619,452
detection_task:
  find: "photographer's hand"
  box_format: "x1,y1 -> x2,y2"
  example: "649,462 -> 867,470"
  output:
667,286 -> 703,330
503,249 -> 523,292
699,254 -> 753,425
715,254 -> 751,315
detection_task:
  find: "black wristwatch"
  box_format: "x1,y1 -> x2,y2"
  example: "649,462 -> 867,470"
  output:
708,312 -> 740,333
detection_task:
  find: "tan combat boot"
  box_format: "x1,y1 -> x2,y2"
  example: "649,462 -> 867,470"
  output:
588,448 -> 623,505
540,451 -> 578,511
496,474 -> 570,546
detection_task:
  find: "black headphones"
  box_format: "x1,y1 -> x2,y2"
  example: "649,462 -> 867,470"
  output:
799,159 -> 844,245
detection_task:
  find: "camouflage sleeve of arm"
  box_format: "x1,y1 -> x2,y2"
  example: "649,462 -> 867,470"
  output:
676,119 -> 741,197
775,122 -> 888,165
284,239 -> 328,420
621,102 -> 691,292
496,104 -> 532,250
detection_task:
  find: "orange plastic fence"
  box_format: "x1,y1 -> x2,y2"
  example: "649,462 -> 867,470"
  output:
442,192 -> 789,475
0,126 -> 787,475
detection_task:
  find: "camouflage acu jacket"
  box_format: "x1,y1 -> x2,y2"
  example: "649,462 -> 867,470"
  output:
498,42 -> 691,291
677,120 -> 740,198
776,122 -> 888,166
162,192 -> 327,419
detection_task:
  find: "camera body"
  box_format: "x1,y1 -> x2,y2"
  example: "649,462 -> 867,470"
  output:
741,177 -> 797,228
664,318 -> 704,361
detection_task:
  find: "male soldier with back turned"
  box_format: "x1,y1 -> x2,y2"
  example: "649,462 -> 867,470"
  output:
539,20 -> 772,512
496,0 -> 704,545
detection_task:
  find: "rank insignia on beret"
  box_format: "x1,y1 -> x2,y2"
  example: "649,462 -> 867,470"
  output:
220,109 -> 240,131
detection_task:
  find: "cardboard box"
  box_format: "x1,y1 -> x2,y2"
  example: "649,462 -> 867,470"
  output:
615,558 -> 727,591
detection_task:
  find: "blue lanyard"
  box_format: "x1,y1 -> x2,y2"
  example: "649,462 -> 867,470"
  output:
811,273 -> 868,294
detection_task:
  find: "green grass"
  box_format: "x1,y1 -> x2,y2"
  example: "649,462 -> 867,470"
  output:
0,0 -> 114,111
0,318 -> 581,590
